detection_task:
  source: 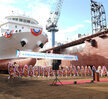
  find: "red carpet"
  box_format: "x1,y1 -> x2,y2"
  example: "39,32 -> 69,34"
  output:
56,79 -> 108,85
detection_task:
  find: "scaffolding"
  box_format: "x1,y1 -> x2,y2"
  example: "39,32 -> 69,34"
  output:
90,0 -> 107,34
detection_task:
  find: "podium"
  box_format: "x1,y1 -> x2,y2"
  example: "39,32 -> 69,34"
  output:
95,72 -> 99,81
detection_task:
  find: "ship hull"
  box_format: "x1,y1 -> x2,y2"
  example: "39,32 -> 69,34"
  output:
62,34 -> 108,68
0,31 -> 48,59
36,31 -> 108,68
0,31 -> 48,71
0,58 -> 36,71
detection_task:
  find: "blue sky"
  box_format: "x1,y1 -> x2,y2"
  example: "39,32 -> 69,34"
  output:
0,0 -> 107,42
58,0 -> 108,41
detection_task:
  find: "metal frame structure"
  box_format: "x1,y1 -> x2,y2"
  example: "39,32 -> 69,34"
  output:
90,0 -> 107,34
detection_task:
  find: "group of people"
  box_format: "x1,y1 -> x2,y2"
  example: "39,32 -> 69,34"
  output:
8,62 -> 108,79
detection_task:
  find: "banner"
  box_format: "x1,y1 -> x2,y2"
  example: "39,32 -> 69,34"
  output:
16,50 -> 78,61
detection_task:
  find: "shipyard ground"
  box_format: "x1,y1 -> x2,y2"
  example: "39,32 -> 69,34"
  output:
0,75 -> 108,99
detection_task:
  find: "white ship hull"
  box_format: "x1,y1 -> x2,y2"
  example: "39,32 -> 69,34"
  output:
0,31 -> 48,60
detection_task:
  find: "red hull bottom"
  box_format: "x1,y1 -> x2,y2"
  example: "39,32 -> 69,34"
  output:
0,58 -> 36,71
37,32 -> 108,68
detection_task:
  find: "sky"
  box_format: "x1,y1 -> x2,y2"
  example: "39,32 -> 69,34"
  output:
0,0 -> 108,43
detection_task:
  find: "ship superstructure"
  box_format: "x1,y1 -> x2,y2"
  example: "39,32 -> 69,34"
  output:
0,15 -> 42,35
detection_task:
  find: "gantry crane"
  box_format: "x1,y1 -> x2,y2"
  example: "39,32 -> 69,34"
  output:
46,0 -> 64,47
90,0 -> 107,34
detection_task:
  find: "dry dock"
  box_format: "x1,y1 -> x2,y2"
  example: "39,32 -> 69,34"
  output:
0,74 -> 108,99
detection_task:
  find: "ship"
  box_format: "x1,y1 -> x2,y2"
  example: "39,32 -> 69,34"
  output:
39,30 -> 108,68
0,14 -> 48,71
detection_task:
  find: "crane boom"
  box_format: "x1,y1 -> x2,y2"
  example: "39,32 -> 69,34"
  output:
46,0 -> 64,31
46,0 -> 64,47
